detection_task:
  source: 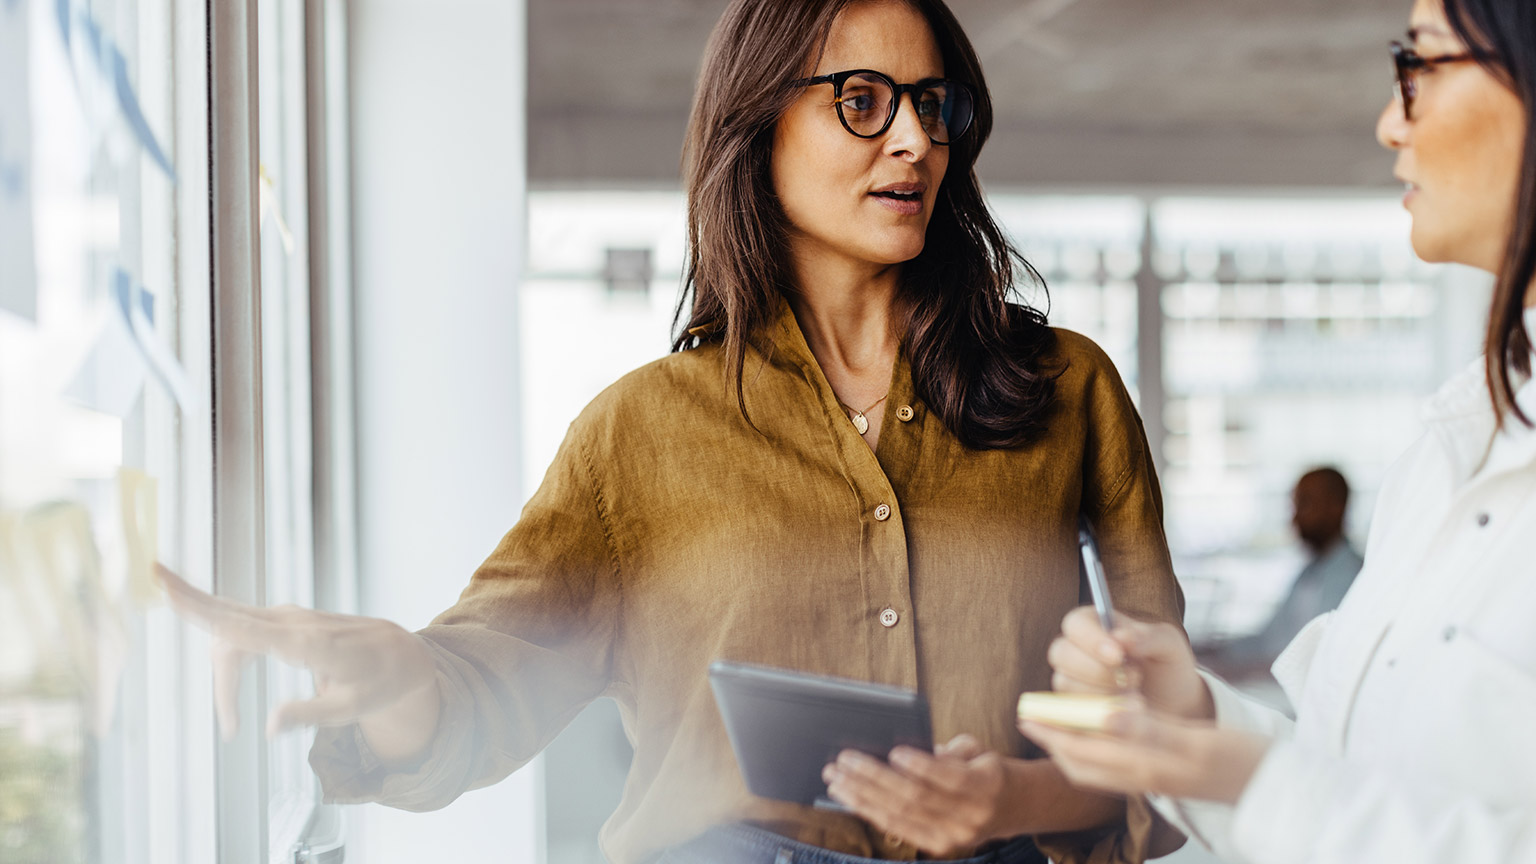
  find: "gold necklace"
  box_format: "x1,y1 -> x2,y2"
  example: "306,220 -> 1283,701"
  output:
837,393 -> 889,435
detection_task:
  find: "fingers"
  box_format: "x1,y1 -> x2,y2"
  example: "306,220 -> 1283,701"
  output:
267,689 -> 357,738
826,750 -> 924,810
160,566 -> 326,666
823,753 -> 947,853
211,639 -> 249,742
1021,707 -> 1201,799
1020,719 -> 1147,795
1061,606 -> 1126,666
1047,635 -> 1126,694
159,563 -> 292,647
888,746 -> 974,794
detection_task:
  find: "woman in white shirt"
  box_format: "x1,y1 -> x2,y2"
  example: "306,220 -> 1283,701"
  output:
1000,0 -> 1536,862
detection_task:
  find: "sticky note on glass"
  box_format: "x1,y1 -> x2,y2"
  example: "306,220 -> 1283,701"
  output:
118,468 -> 160,605
1017,692 -> 1132,732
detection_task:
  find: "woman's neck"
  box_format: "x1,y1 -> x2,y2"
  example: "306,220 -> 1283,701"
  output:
786,253 -> 901,386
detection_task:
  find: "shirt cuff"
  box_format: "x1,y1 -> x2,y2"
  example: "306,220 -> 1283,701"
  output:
1144,669 -> 1293,859
1228,740 -> 1330,864
307,642 -> 480,811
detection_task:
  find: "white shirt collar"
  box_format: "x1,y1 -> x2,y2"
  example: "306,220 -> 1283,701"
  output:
1420,307 -> 1536,485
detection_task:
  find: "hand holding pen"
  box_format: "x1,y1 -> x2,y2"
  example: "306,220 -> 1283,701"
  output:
1047,517 -> 1212,720
1016,524 -> 1269,805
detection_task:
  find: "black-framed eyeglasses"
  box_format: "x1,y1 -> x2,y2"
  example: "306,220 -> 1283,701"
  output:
788,69 -> 976,145
1390,40 -> 1493,120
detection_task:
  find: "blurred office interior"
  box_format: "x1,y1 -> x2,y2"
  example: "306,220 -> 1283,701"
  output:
0,1 -> 1487,863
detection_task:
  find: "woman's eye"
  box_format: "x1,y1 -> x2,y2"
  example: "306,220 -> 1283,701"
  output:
842,93 -> 877,113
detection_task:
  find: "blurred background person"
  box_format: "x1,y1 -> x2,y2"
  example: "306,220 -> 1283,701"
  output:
1196,467 -> 1363,684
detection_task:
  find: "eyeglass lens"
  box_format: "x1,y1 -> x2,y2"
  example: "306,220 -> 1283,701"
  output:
838,73 -> 972,144
1390,42 -> 1419,119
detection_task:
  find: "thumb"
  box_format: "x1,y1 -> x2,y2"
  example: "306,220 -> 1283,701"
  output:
211,639 -> 251,742
1114,619 -> 1186,664
266,689 -> 357,738
937,733 -> 985,760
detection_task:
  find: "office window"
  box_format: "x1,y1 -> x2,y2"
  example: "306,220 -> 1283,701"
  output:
0,0 -> 216,862
1151,197 -> 1482,639
0,1 -> 355,861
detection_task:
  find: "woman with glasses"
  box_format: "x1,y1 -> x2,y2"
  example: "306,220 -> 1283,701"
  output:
1014,1 -> 1536,862
159,1 -> 1186,862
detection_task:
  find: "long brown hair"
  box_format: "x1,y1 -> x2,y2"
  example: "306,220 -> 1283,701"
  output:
1442,0 -> 1534,427
674,0 -> 1061,450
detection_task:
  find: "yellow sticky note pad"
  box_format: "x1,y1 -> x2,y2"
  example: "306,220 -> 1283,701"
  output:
1017,692 -> 1132,732
118,468 -> 160,605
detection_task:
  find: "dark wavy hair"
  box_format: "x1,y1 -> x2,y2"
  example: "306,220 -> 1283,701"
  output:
1441,0 -> 1535,427
673,0 -> 1060,450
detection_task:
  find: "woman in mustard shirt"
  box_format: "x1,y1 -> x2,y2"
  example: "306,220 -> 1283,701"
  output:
162,1 -> 1185,862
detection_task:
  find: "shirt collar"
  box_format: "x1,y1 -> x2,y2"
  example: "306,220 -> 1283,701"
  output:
1422,306 -> 1536,485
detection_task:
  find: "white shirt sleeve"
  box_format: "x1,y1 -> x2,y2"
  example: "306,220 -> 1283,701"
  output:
1229,740 -> 1536,864
1145,670 -> 1295,860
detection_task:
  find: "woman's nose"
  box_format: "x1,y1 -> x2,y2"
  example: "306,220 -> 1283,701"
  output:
1377,98 -> 1409,151
885,93 -> 932,162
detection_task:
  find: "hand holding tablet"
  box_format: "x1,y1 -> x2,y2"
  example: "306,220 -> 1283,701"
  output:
708,660 -> 932,809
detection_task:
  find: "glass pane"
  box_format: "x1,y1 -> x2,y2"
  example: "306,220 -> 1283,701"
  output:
1153,197 -> 1467,643
255,0 -> 319,855
1,0 -> 191,862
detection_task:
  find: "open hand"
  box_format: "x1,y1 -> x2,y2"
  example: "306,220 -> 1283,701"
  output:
822,735 -> 1009,857
156,563 -> 439,749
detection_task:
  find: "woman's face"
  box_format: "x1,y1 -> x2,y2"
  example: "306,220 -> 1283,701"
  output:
772,0 -> 950,276
1377,0 -> 1527,272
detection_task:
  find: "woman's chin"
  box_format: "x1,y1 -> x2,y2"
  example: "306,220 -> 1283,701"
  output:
1407,226 -> 1452,266
865,234 -> 928,266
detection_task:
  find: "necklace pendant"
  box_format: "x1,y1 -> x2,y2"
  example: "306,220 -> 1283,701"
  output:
852,413 -> 869,435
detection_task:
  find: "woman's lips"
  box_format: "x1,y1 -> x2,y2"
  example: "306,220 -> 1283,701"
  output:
870,192 -> 923,215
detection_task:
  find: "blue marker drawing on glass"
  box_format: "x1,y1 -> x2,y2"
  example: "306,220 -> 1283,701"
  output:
112,268 -> 197,415
54,0 -> 176,181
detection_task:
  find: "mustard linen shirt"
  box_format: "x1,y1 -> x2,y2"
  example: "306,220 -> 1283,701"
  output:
311,301 -> 1185,863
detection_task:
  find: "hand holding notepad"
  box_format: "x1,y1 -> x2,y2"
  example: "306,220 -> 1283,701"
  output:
1014,520 -> 1140,732
1019,520 -> 1213,729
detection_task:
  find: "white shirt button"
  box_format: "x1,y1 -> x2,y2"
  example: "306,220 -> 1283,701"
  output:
879,608 -> 899,628
874,503 -> 891,521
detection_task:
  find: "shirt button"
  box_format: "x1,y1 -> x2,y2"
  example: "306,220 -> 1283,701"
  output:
1477,512 -> 1491,527
1444,626 -> 1458,642
895,405 -> 915,422
879,608 -> 899,628
874,503 -> 891,521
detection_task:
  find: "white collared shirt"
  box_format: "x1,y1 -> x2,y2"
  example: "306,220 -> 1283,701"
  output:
1154,308 -> 1536,864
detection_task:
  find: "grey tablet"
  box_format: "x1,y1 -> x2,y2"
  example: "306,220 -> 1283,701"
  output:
708,660 -> 933,809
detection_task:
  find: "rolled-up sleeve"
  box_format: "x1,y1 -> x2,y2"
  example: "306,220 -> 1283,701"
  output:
309,421 -> 621,810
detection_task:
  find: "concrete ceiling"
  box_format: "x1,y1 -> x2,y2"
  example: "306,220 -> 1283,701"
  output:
529,0 -> 1415,189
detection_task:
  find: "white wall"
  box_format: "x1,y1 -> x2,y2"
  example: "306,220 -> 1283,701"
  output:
348,0 -> 541,861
